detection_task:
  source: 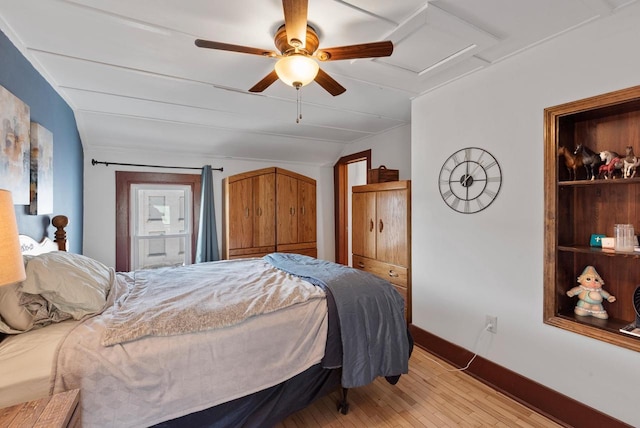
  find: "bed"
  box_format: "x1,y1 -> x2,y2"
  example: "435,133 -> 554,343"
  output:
0,218 -> 411,427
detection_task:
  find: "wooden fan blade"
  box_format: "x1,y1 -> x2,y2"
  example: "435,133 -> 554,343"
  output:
282,0 -> 308,48
195,39 -> 277,57
314,68 -> 346,96
316,41 -> 393,61
249,70 -> 279,93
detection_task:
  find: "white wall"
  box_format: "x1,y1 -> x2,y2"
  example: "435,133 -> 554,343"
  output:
342,124 -> 411,180
83,148 -> 334,267
411,5 -> 640,426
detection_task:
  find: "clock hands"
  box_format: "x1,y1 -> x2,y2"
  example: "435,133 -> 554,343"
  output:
461,157 -> 485,187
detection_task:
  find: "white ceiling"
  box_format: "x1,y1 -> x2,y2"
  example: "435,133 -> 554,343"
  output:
0,0 -> 635,166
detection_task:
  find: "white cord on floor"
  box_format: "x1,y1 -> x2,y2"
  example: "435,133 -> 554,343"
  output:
423,324 -> 492,372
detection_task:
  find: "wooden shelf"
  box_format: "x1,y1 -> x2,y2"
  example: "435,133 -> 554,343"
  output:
556,309 -> 629,332
558,245 -> 640,257
544,85 -> 640,353
546,313 -> 640,353
558,177 -> 640,187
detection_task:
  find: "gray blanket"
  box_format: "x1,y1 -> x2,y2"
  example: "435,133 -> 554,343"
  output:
264,253 -> 410,388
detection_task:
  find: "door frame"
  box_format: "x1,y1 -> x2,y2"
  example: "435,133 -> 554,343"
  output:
115,171 -> 201,272
333,150 -> 371,265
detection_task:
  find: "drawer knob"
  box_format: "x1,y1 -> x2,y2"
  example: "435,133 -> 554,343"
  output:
388,270 -> 399,278
358,262 -> 365,268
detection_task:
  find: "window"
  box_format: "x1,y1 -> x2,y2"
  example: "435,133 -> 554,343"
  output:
147,232 -> 167,257
116,172 -> 201,272
132,184 -> 190,269
147,196 -> 165,221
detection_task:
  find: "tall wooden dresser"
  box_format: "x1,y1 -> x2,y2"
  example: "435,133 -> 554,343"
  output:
222,167 -> 317,259
352,180 -> 411,322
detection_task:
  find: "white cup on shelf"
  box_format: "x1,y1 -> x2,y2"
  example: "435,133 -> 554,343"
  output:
614,224 -> 635,252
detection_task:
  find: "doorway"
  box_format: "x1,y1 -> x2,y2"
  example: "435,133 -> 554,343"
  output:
333,150 -> 371,265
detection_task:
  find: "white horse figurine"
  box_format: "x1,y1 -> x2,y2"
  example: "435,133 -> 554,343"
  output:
623,145 -> 639,178
599,150 -> 623,179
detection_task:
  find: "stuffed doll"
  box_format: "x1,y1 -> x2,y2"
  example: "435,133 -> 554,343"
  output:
566,265 -> 616,319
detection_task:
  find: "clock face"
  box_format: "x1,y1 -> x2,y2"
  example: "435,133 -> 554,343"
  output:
438,147 -> 502,214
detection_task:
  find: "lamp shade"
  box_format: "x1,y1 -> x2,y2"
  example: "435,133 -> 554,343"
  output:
274,54 -> 319,88
0,190 -> 26,286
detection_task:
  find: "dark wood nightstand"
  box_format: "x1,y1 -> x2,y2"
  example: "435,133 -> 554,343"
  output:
0,389 -> 80,427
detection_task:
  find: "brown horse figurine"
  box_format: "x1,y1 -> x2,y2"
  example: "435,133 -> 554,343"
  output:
558,146 -> 582,181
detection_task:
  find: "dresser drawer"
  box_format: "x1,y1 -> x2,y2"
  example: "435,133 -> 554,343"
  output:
352,255 -> 407,288
228,246 -> 277,259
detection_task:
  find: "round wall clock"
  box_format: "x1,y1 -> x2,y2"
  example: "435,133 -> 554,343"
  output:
438,147 -> 502,214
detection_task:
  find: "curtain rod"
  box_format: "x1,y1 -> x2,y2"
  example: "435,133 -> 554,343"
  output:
91,159 -> 223,172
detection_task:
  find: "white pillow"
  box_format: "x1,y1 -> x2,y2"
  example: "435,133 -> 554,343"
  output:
0,283 -> 34,333
20,252 -> 113,319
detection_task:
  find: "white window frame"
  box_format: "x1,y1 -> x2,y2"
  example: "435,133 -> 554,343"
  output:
130,183 -> 192,270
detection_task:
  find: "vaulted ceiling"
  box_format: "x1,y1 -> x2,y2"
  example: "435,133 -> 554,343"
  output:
0,0 -> 635,166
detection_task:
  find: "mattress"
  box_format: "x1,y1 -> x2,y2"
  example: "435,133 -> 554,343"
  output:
0,320 -> 79,407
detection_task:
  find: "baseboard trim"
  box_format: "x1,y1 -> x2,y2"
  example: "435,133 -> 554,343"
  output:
409,324 -> 631,428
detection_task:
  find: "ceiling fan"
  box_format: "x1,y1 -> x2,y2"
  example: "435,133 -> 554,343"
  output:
194,0 -> 393,96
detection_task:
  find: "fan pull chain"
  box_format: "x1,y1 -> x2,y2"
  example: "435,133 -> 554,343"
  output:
296,86 -> 303,123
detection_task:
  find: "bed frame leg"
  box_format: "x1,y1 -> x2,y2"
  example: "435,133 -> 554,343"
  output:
337,387 -> 350,415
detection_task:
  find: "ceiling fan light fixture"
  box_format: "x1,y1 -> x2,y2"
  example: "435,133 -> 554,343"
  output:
274,54 -> 319,88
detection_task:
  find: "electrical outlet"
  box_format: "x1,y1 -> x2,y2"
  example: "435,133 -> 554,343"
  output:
485,315 -> 497,334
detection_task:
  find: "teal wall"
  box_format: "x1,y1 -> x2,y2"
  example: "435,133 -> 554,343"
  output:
0,30 -> 83,252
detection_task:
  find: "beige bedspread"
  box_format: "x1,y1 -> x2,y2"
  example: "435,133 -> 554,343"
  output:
0,320 -> 79,408
51,258 -> 328,427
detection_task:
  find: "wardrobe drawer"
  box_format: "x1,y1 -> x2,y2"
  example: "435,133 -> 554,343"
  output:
352,255 -> 407,288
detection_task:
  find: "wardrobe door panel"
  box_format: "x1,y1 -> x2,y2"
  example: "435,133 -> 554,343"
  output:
298,180 -> 316,243
376,189 -> 408,266
352,191 -> 376,259
253,173 -> 276,247
228,178 -> 253,249
276,174 -> 298,245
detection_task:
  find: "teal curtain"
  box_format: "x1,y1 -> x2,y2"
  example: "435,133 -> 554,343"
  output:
196,165 -> 220,263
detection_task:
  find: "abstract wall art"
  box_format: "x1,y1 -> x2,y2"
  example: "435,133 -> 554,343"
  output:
29,122 -> 53,215
0,85 -> 31,204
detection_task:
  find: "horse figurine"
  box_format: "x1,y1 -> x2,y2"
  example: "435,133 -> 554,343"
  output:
623,145 -> 639,178
599,150 -> 623,179
558,146 -> 582,181
574,143 -> 600,180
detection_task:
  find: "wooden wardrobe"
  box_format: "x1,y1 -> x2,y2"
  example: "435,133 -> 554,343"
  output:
352,180 -> 411,322
222,167 -> 317,259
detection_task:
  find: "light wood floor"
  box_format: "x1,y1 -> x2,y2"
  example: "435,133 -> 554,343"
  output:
275,346 -> 563,428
